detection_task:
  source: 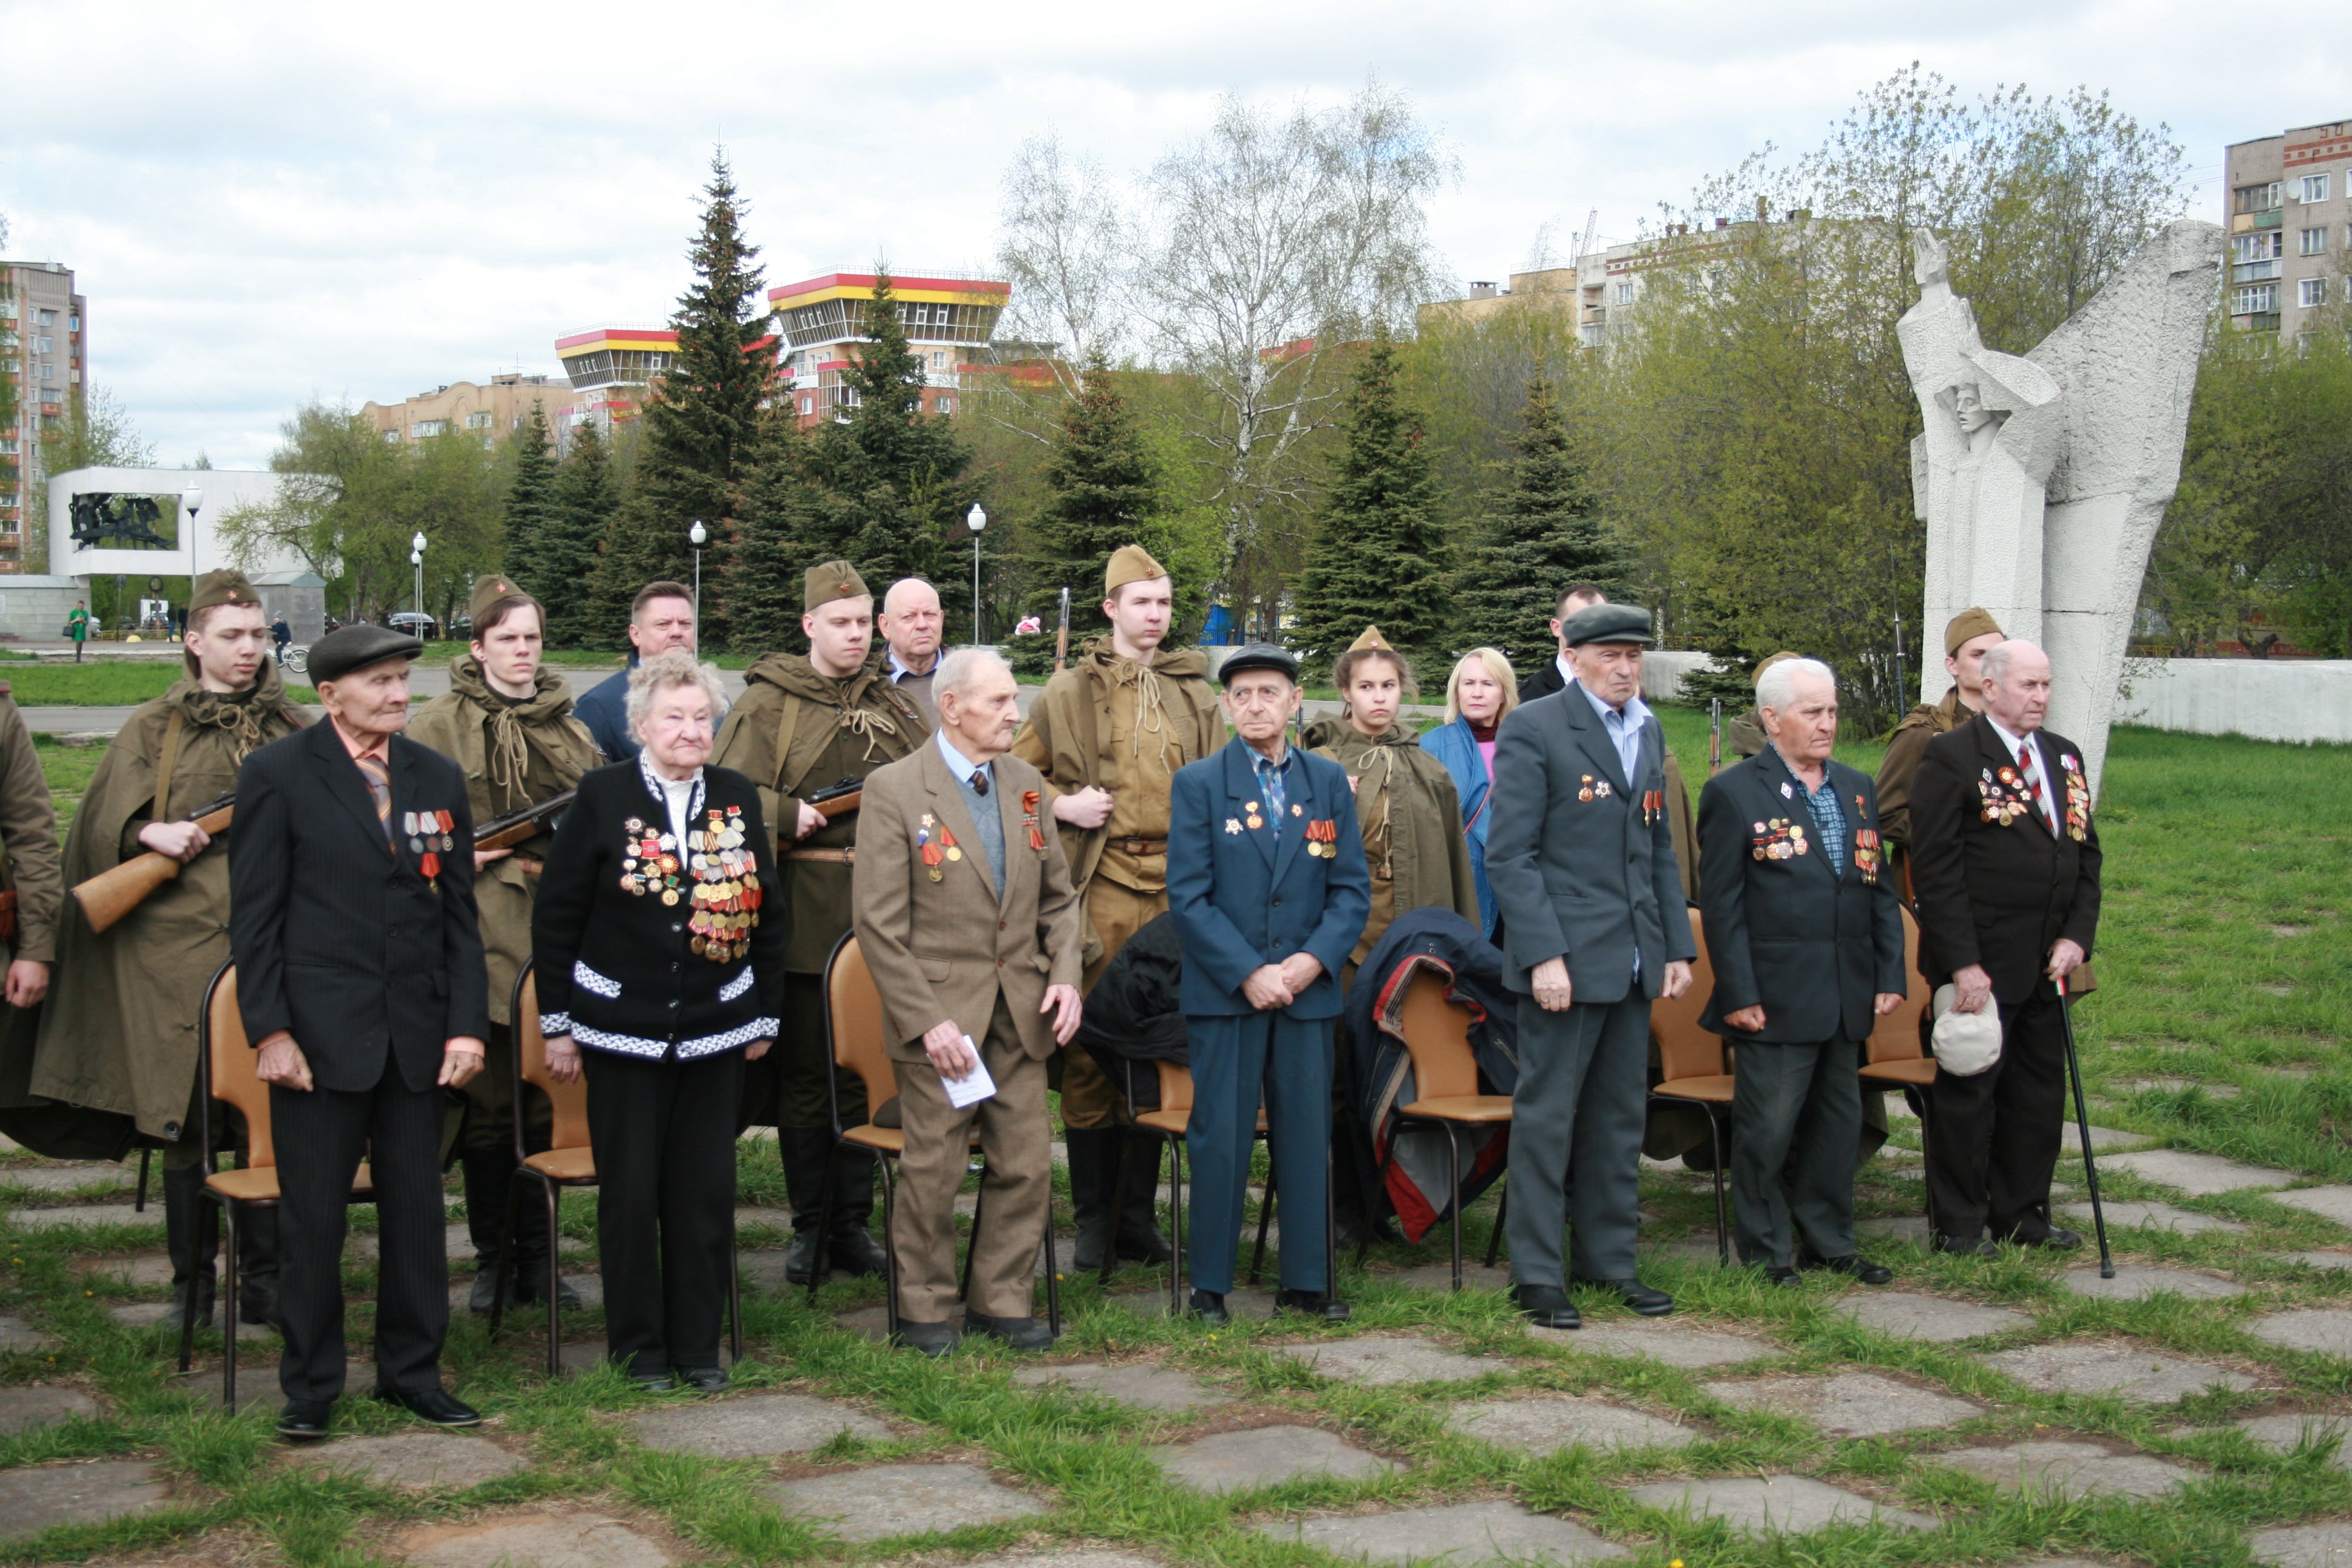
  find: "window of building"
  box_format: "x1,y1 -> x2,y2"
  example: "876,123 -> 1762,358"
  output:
34,310 -> 54,326
2304,227 -> 2331,256
930,350 -> 947,368
799,396 -> 813,415
411,419 -> 445,438
937,396 -> 953,414
2301,277 -> 2330,309
33,338 -> 50,354
0,440 -> 15,454
465,411 -> 492,430
2236,232 -> 2284,261
39,365 -> 54,381
67,315 -> 77,331
1616,281 -> 1635,303
2234,283 -> 2280,315
382,430 -> 402,444
2301,174 -> 2332,204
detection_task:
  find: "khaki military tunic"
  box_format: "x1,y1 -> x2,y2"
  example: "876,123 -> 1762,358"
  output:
1304,719 -> 1480,972
1876,687 -> 1973,895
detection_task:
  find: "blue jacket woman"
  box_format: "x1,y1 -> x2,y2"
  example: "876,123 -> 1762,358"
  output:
1417,648 -> 1520,941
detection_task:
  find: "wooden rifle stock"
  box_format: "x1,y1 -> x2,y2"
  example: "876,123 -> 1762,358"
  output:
811,787 -> 861,821
472,789 -> 577,853
73,794 -> 236,936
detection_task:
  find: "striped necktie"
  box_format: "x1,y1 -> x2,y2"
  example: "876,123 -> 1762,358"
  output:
354,753 -> 394,844
2014,742 -> 2054,832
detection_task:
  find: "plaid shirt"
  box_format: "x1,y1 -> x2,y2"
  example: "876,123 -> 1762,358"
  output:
1788,757 -> 1847,876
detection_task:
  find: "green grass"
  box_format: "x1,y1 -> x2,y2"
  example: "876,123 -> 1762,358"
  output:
2,665 -> 318,708
0,723 -> 2345,1566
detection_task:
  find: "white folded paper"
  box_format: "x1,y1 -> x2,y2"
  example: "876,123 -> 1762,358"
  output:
942,1034 -> 998,1108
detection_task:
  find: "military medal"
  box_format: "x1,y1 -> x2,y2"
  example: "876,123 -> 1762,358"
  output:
1021,789 -> 1046,852
1578,774 -> 1594,804
1226,818 -> 1243,835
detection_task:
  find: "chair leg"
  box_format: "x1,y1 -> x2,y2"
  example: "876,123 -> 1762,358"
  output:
1100,1126 -> 1131,1287
1915,1094 -> 1938,1237
1485,1176 -> 1508,1270
221,1201 -> 241,1414
878,1157 -> 901,1344
490,1168 -> 527,1341
1248,1157 -> 1273,1287
541,1178 -> 562,1379
177,1192 -> 204,1375
136,1147 -> 151,1214
1165,1135 -> 1185,1321
1707,1112 -> 1731,1269
961,1163 -> 987,1304
1360,1127 -> 1397,1270
728,1209 -> 744,1365
1325,1138 -> 1338,1305
805,1137 -> 840,1308
1445,1125 -> 1464,1292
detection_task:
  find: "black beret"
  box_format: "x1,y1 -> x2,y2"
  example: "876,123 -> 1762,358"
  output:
1216,642 -> 1299,686
1561,603 -> 1654,648
308,624 -> 424,685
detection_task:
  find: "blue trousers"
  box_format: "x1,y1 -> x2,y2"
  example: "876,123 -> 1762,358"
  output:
1183,1011 -> 1332,1295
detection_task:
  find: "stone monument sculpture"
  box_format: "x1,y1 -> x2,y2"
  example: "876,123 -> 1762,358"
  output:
1900,220 -> 2223,796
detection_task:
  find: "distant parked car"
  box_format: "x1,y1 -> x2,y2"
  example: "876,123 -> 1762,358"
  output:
387,612 -> 438,638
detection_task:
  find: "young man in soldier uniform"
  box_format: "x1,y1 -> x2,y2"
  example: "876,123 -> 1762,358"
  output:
0,674 -> 62,1144
408,575 -> 599,1312
1010,545 -> 1224,1271
1877,607 -> 2003,900
713,561 -> 928,1284
32,572 -> 307,1330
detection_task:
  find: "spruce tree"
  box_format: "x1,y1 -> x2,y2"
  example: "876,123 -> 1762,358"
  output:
501,403 -> 558,601
724,405 -> 818,655
1449,364 -> 1632,682
1288,330 -> 1452,678
1024,356 -> 1161,638
541,419 -> 616,649
589,152 -> 771,646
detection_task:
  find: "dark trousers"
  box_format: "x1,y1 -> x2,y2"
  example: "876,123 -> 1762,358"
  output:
1730,1031 -> 1862,1266
1185,1011 -> 1332,1295
1927,985 -> 2068,1242
584,1046 -> 743,1376
1508,993 -> 1650,1285
272,1063 -> 448,1402
738,972 -> 874,1231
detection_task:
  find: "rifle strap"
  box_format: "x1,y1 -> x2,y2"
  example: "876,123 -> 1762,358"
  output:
771,693 -> 811,800
154,710 -> 187,825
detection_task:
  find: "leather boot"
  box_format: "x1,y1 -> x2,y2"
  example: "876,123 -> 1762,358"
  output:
237,1204 -> 282,1330
460,1145 -> 514,1315
1111,1132 -> 1173,1264
781,1126 -> 837,1286
162,1163 -> 218,1333
1066,1127 -> 1121,1272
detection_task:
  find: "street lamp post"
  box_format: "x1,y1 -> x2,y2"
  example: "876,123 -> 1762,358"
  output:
180,486 -> 203,586
688,519 -> 708,624
411,531 -> 428,632
965,503 -> 987,644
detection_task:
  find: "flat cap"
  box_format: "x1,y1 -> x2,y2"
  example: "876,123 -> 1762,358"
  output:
189,570 -> 258,614
467,572 -> 533,628
805,560 -> 871,612
309,624 -> 423,685
1750,650 -> 1802,688
1561,603 -> 1653,648
1945,606 -> 2004,656
1105,543 -> 1168,596
1216,642 -> 1299,686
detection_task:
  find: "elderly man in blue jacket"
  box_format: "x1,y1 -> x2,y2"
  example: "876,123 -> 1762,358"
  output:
1168,643 -> 1370,1325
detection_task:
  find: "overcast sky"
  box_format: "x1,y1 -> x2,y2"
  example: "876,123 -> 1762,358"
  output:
4,0 -> 2346,469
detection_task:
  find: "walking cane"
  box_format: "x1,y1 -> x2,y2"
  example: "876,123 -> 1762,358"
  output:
2055,970 -> 2114,1279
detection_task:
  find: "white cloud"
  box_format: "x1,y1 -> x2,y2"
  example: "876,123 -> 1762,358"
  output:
0,0 -> 2341,466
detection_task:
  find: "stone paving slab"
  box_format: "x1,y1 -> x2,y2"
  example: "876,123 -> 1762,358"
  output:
2292,1251 -> 2352,1272
2238,1412 -> 2352,1466
2077,1125 -> 2157,1151
0,1315 -> 57,1351
965,1555 -> 1163,1568
2253,1523 -> 2352,1567
1274,1334 -> 1515,1386
1386,1263 -> 1512,1293
1985,1341 -> 2258,1401
632,1393 -> 887,1457
1939,1437 -> 2198,1498
0,1385 -> 98,1434
771,1462 -> 1045,1541
399,1512 -> 675,1568
1448,1394 -> 1697,1452
311,1432 -> 525,1489
2100,1149 -> 2288,1195
1013,1362 -> 1227,1411
2254,1310 -> 2352,1357
1108,1285 -> 1279,1321
1704,1371 -> 1982,1436
1855,1214 -> 1933,1245
2112,1077 -> 2239,1100
1530,1318 -> 1771,1368
1834,1291 -> 2030,1342
2275,1187 -> 2352,1227
177,1359 -> 374,1413
2059,1264 -> 2247,1301
1258,1500 -> 1627,1564
108,1301 -> 275,1339
79,1252 -> 174,1288
1153,1424 -> 1400,1494
0,1459 -> 173,1540
1627,1474 -> 1935,1534
0,1165 -> 135,1193
354,1223 -> 475,1261
2059,1199 -> 2247,1235
5,1204 -> 158,1231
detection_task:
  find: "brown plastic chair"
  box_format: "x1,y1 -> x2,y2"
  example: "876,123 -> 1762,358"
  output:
1648,911 -> 1733,1264
1108,1061 -> 1302,1311
1860,905 -> 1938,1227
1365,969 -> 1513,1290
179,961 -> 376,1411
812,933 -> 1060,1344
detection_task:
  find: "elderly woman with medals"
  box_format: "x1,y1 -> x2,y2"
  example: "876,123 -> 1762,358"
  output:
531,650 -> 788,1391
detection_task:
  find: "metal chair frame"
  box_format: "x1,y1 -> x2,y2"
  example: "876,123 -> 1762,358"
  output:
1858,906 -> 1938,1234
1646,912 -> 1732,1266
1361,970 -> 1514,1290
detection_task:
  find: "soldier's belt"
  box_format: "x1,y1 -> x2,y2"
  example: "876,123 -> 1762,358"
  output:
787,848 -> 857,864
1106,838 -> 1168,855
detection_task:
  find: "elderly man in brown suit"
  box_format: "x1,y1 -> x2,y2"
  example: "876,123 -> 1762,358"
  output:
852,647 -> 1085,1356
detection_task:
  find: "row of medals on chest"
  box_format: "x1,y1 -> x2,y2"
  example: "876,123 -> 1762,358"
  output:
619,808 -> 762,961
1223,800 -> 1339,857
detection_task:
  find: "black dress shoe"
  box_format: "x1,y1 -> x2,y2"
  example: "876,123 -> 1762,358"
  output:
276,1398 -> 333,1442
374,1386 -> 483,1427
783,1229 -> 824,1285
898,1318 -> 961,1357
828,1226 -> 891,1277
466,1267 -> 502,1316
675,1365 -> 728,1392
1187,1289 -> 1230,1325
1804,1253 -> 1895,1285
1512,1283 -> 1580,1329
1573,1276 -> 1674,1316
1763,1264 -> 1803,1287
629,1371 -> 679,1393
2002,1227 -> 2083,1252
1274,1289 -> 1350,1322
509,1267 -> 585,1309
964,1312 -> 1056,1351
1932,1233 -> 2000,1259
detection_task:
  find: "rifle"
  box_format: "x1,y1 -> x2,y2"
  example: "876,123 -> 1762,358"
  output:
73,791 -> 235,936
805,777 -> 863,821
1053,586 -> 1071,673
473,789 -> 576,853
1708,697 -> 1723,773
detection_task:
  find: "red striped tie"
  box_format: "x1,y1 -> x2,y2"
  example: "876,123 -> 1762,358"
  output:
355,753 -> 394,844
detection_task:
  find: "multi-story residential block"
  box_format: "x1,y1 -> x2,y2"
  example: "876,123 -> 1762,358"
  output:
2226,119 -> 2351,338
0,259 -> 86,573
362,372 -> 580,448
766,271 -> 1008,423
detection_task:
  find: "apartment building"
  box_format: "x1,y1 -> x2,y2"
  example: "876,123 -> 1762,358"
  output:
2226,118 -> 2351,338
0,260 -> 86,572
766,271 -> 1008,424
362,372 -> 579,447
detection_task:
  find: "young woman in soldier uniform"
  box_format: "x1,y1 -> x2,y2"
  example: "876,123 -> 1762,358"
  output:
407,575 -> 600,1313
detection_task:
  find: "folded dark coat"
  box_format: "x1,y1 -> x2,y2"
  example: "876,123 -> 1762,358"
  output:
1075,910 -> 1187,1109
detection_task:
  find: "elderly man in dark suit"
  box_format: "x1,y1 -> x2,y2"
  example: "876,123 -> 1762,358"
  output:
1908,639 -> 2101,1257
230,624 -> 491,1441
1485,603 -> 1695,1329
1697,657 -> 1907,1286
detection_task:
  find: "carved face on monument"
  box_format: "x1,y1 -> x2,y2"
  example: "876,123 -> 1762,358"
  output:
1953,382 -> 1995,435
